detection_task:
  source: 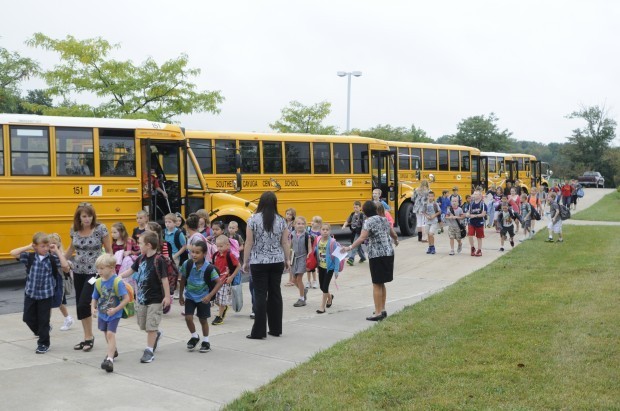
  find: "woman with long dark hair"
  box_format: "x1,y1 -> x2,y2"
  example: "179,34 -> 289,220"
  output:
344,200 -> 398,321
243,192 -> 290,339
64,202 -> 112,351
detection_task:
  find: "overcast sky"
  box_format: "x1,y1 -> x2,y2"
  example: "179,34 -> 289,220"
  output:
3,0 -> 619,144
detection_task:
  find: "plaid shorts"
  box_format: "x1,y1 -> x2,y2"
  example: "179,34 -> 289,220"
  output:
215,283 -> 232,306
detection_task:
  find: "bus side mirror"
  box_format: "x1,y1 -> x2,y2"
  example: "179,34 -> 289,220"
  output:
235,173 -> 242,192
235,154 -> 242,170
416,170 -> 421,180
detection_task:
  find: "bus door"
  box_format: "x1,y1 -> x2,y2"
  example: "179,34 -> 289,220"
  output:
472,155 -> 487,191
140,139 -> 185,221
471,155 -> 479,192
531,160 -> 540,188
507,160 -> 518,184
371,150 -> 397,216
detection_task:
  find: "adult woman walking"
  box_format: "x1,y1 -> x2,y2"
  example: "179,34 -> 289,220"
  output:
243,192 -> 290,339
344,200 -> 398,321
64,203 -> 112,351
412,179 -> 430,242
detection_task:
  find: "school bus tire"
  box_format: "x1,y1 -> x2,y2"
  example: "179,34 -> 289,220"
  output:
398,201 -> 416,237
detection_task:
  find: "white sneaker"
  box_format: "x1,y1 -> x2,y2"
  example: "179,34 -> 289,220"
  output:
306,281 -> 311,289
60,316 -> 74,331
312,280 -> 318,289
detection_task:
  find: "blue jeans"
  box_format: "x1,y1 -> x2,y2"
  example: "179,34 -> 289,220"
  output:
486,201 -> 495,226
347,233 -> 366,261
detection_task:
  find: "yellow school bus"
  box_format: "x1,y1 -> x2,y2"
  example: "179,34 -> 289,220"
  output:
388,141 -> 481,194
480,152 -> 542,193
0,114 -> 254,260
185,131 -> 418,235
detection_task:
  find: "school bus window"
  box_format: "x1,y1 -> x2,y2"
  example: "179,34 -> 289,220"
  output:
99,133 -> 135,177
56,128 -> 94,176
488,157 -> 496,173
423,148 -> 437,170
190,140 -> 212,174
10,126 -> 50,176
285,142 -> 310,173
186,152 -> 202,189
449,150 -> 459,171
161,148 -> 179,175
398,147 -> 409,170
352,143 -> 369,174
411,148 -> 421,167
438,149 -> 449,171
240,141 -> 260,174
215,140 -> 236,174
498,157 -> 504,173
524,159 -> 530,172
517,157 -> 524,170
313,142 -> 330,174
460,151 -> 470,171
333,143 -> 350,174
0,127 -> 4,175
263,141 -> 283,174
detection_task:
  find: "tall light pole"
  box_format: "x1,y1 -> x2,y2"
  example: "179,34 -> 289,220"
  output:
337,70 -> 362,133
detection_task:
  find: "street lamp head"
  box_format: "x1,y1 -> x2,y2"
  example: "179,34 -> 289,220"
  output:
337,71 -> 347,77
352,71 -> 362,77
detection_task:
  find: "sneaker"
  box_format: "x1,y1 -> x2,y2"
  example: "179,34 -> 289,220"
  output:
499,247 -> 504,252
312,281 -> 318,289
426,247 -> 432,254
532,229 -> 536,234
250,312 -> 255,319
187,336 -> 200,351
153,330 -> 162,353
140,349 -> 154,363
305,281 -> 311,289
475,249 -> 482,257
173,290 -> 180,299
557,239 -> 564,243
221,305 -> 229,320
545,238 -> 554,243
199,341 -> 211,353
346,259 -> 354,266
430,246 -> 436,255
101,358 -> 114,373
60,316 -> 74,331
212,316 -> 223,325
35,345 -> 49,354
457,243 -> 462,254
449,250 -> 455,255
510,239 -> 515,247
359,258 -> 366,263
470,246 -> 476,256
293,299 -> 307,307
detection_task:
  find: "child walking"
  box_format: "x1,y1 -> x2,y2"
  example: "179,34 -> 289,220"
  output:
179,241 -> 222,352
342,201 -> 366,265
91,254 -> 130,373
164,213 -> 187,268
48,233 -> 75,331
314,224 -> 341,314
519,193 -> 533,241
307,216 -> 322,289
497,203 -> 517,251
291,217 -> 313,307
132,210 -> 149,242
423,191 -> 441,254
444,197 -> 465,255
10,232 -> 70,354
211,235 -> 240,325
120,231 -> 170,363
284,208 -> 297,286
466,190 -> 487,257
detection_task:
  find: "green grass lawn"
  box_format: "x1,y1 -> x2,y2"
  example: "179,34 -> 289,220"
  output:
572,191 -> 620,221
226,226 -> 620,410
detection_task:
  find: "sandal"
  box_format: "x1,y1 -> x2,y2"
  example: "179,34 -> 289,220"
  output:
326,294 -> 334,308
81,337 -> 95,352
316,309 -> 326,314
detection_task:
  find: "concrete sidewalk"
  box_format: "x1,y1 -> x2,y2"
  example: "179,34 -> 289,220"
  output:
0,188 -> 614,410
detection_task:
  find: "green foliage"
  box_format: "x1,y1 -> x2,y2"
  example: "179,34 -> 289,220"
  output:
351,123 -> 434,142
0,46 -> 39,112
26,33 -> 223,122
269,101 -> 338,134
450,113 -> 513,151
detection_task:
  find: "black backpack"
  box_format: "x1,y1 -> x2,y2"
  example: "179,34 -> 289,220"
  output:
184,259 -> 220,292
26,253 -> 63,308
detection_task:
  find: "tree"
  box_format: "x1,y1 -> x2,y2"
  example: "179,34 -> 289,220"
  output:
451,113 -> 513,151
564,105 -> 617,174
352,124 -> 434,142
26,33 -> 223,122
270,101 -> 337,134
0,46 -> 39,112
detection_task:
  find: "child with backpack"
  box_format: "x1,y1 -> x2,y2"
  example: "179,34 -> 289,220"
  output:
179,241 -> 222,353
519,193 -> 533,241
437,189 -> 451,234
164,213 -> 187,268
111,222 -> 139,273
498,202 -> 517,251
211,235 -> 240,325
10,232 -> 70,354
284,208 -> 297,287
342,201 -> 366,266
307,216 -> 322,289
546,192 -> 564,243
120,231 -> 171,363
291,216 -> 313,307
444,197 -> 465,255
423,191 -> 441,255
48,233 -> 75,331
314,224 -> 343,314
91,254 -> 130,373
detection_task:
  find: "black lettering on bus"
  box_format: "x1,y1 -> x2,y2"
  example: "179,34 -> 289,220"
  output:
243,180 -> 257,187
285,180 -> 299,187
